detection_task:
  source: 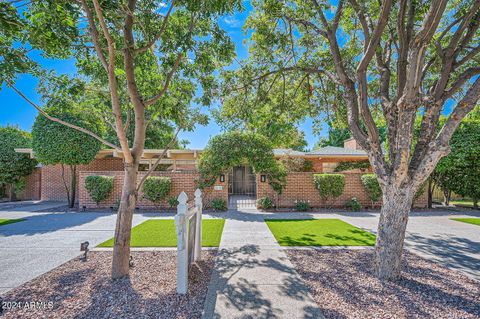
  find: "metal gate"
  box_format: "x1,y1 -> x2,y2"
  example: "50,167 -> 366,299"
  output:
228,166 -> 256,196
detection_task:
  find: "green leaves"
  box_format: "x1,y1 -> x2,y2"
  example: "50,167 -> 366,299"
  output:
0,126 -> 37,185
85,175 -> 114,205
361,174 -> 382,203
313,174 -> 345,202
198,131 -> 286,193
31,109 -> 102,166
142,176 -> 173,206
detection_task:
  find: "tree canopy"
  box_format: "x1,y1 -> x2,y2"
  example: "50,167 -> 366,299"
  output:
0,126 -> 37,199
198,131 -> 286,193
434,120 -> 480,207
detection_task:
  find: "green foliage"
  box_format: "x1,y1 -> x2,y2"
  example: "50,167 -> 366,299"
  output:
257,197 -> 274,210
211,198 -> 227,211
84,175 -> 114,205
142,177 -> 172,206
361,174 -> 382,204
335,160 -> 371,172
434,120 -> 480,204
198,131 -> 287,194
313,174 -> 345,204
0,126 -> 37,186
167,196 -> 179,210
279,157 -> 313,172
345,197 -> 362,211
295,200 -> 311,211
32,109 -> 101,166
315,128 -> 351,148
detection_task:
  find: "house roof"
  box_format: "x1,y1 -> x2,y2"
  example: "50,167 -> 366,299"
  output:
306,146 -> 367,157
272,148 -> 306,156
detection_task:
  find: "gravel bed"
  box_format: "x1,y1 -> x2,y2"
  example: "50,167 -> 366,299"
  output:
1,251 -> 216,319
286,249 -> 480,319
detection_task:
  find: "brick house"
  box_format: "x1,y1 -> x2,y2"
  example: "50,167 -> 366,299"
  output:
16,138 -> 427,209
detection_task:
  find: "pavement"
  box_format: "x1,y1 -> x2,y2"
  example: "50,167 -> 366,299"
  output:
0,202 -> 157,295
202,208 -> 324,319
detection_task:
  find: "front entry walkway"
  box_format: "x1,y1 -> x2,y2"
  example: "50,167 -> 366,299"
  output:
202,209 -> 323,318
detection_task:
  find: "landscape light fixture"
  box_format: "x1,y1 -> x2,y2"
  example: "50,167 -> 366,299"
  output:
80,241 -> 89,261
82,205 -> 86,212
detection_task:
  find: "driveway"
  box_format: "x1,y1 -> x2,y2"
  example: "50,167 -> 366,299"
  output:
0,204 -> 156,295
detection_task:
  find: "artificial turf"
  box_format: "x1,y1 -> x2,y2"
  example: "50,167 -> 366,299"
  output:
450,218 -> 480,226
265,218 -> 376,246
98,219 -> 225,247
0,218 -> 25,227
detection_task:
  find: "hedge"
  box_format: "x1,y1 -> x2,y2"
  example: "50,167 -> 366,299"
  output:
85,175 -> 114,205
313,174 -> 345,205
143,176 -> 172,206
361,174 -> 382,205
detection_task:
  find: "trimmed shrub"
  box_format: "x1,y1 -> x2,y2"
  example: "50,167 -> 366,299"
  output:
313,174 -> 345,206
85,175 -> 114,205
143,176 -> 172,207
295,200 -> 311,211
361,174 -> 382,207
211,198 -> 227,211
167,196 -> 179,209
257,197 -> 273,210
345,197 -> 362,211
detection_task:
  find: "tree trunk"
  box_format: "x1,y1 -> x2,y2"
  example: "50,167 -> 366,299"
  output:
443,189 -> 451,206
473,197 -> 478,209
375,185 -> 414,281
69,165 -> 77,208
7,184 -> 17,202
111,163 -> 138,279
427,178 -> 433,208
61,164 -> 71,208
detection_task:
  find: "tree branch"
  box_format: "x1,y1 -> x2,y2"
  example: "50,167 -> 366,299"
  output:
134,0 -> 175,54
7,80 -> 121,151
136,126 -> 181,191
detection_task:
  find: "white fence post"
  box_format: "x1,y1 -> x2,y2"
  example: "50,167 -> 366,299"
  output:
194,188 -> 202,261
175,191 -> 188,294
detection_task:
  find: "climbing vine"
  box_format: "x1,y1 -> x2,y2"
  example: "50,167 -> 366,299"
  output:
198,131 -> 287,194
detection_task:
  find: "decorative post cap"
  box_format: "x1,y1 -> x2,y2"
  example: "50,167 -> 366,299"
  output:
194,188 -> 202,198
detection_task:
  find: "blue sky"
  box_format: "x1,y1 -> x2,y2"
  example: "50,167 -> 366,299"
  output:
0,3 -> 321,150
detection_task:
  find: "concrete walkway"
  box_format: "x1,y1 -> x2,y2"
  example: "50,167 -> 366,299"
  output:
203,208 -> 324,319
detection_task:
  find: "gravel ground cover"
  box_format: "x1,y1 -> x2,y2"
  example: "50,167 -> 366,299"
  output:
286,249 -> 480,319
0,251 -> 217,319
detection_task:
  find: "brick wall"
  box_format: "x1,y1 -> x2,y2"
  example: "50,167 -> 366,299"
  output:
40,158 -> 124,202
20,168 -> 42,200
78,170 -> 228,209
257,172 -> 427,208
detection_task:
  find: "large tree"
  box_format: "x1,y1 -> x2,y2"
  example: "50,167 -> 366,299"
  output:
2,0 -> 239,278
32,108 -> 102,208
225,0 -> 480,280
0,126 -> 37,201
434,120 -> 480,208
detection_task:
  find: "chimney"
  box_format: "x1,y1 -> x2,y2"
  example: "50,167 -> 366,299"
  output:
344,137 -> 362,150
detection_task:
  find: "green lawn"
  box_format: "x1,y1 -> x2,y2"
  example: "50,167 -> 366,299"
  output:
265,219 -> 376,246
0,218 -> 25,227
450,200 -> 478,208
98,219 -> 225,247
450,218 -> 480,226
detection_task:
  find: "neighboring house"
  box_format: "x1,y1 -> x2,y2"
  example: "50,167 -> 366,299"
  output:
15,138 -> 427,208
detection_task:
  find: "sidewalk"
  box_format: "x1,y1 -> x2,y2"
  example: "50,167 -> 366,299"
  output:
202,209 -> 324,319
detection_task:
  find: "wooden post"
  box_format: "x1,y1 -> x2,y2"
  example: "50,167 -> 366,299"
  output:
194,188 -> 202,261
175,191 -> 188,294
